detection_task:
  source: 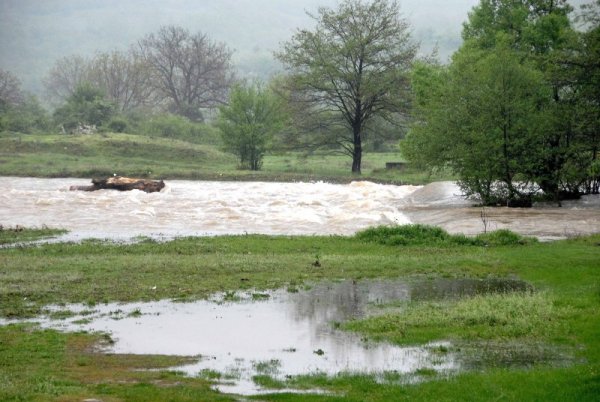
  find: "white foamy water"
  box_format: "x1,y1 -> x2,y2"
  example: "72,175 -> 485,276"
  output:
1,177 -> 599,240
0,177 -> 419,240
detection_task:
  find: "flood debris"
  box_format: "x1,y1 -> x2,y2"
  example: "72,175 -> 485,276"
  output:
69,176 -> 165,193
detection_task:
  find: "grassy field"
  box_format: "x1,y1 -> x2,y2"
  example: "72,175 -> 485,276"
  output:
0,228 -> 599,401
0,131 -> 454,184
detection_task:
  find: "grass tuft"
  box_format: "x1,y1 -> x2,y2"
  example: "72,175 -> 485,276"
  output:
0,226 -> 67,245
355,224 -> 535,247
344,292 -> 571,345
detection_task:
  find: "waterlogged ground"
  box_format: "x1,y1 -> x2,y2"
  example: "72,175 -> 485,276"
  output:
1,177 -> 599,240
3,278 -> 574,395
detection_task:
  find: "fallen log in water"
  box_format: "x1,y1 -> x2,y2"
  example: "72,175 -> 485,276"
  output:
70,176 -> 165,193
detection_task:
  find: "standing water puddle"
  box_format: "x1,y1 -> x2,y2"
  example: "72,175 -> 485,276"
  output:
2,278 -> 571,395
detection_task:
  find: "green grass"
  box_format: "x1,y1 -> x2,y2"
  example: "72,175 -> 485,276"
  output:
0,232 -> 599,400
0,131 -> 454,184
0,226 -> 67,244
343,292 -> 571,344
0,323 -> 233,402
355,225 -> 537,246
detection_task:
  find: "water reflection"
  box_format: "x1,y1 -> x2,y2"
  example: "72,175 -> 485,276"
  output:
0,278 -> 571,395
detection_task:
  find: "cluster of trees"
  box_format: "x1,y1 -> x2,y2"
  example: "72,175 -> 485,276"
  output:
0,70 -> 50,133
1,0 -> 598,193
1,0 -> 416,173
403,0 -> 600,204
43,25 -> 234,128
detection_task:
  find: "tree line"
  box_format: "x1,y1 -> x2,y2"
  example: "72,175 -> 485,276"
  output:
0,0 -> 598,204
403,0 -> 600,205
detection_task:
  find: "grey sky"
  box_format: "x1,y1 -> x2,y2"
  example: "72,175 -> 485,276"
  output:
0,0 -> 589,94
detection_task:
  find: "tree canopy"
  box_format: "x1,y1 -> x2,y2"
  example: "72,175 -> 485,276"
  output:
403,0 -> 600,204
276,0 -> 416,174
53,83 -> 115,131
218,82 -> 287,171
138,25 -> 235,122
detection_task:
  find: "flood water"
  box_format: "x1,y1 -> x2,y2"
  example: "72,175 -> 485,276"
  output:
2,278 -> 571,395
1,177 -> 599,240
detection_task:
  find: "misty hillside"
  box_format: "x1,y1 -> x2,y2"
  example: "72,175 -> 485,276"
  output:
0,0 -> 588,95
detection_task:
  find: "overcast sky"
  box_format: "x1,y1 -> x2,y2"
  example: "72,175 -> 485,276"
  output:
0,0 -> 589,94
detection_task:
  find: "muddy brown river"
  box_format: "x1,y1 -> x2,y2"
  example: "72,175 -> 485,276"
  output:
1,177 -> 599,240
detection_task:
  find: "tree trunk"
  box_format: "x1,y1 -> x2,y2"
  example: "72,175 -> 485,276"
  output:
351,122 -> 362,175
70,176 -> 165,193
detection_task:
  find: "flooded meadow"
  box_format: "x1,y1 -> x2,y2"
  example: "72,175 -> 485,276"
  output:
2,278 -> 575,395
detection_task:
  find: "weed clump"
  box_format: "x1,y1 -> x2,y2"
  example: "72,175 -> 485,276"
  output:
475,229 -> 537,246
344,292 -> 570,343
355,224 -> 535,247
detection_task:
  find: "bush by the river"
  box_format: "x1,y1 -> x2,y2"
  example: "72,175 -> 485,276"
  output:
355,224 -> 536,246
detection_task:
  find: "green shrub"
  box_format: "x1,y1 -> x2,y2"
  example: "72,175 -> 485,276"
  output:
107,117 -> 128,133
475,229 -> 537,246
356,224 -> 460,246
139,113 -> 221,144
356,225 -> 533,247
53,83 -> 115,131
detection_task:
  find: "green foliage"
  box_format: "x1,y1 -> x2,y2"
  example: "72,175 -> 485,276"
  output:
404,0 -> 600,204
344,292 -> 569,343
276,0 -> 416,174
475,229 -> 537,246
53,83 -> 115,131
355,224 -> 534,247
462,0 -> 573,52
107,117 -> 128,133
355,224 -> 468,246
139,113 -> 220,144
0,95 -> 51,134
404,43 -> 548,205
218,82 -> 287,170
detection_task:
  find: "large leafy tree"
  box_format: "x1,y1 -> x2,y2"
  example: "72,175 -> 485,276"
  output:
571,1 -> 600,194
276,0 -> 416,174
218,82 -> 287,171
404,43 -> 547,205
404,0 -> 599,205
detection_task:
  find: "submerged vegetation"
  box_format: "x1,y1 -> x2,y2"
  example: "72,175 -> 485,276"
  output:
0,225 -> 66,244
